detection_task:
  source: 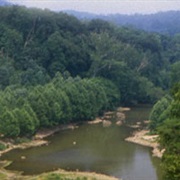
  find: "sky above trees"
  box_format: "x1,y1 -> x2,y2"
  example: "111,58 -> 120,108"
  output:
8,0 -> 180,15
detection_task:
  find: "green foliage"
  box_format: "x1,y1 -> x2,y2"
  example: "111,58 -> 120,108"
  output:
170,86 -> 180,118
12,106 -> 38,136
91,77 -> 120,109
46,173 -> 64,180
43,173 -> 88,180
87,19 -> 114,33
149,95 -> 172,131
0,71 -> 120,137
0,142 -> 6,151
171,62 -> 180,85
0,23 -> 23,58
154,85 -> 180,180
0,109 -> 20,137
0,5 -> 179,105
158,118 -> 180,153
161,154 -> 180,180
14,137 -> 31,144
158,118 -> 180,180
136,76 -> 164,103
0,5 -> 179,138
0,5 -> 180,179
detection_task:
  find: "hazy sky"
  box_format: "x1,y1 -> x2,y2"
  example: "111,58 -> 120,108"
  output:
8,0 -> 180,15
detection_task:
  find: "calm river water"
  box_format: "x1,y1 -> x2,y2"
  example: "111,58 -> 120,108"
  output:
1,106 -> 162,180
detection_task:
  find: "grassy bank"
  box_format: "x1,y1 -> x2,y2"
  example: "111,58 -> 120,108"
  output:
0,116 -> 122,180
0,162 -> 118,180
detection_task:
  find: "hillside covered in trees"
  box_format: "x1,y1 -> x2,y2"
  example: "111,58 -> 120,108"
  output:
0,5 -> 180,137
0,5 -> 180,180
66,10 -> 180,35
149,83 -> 180,180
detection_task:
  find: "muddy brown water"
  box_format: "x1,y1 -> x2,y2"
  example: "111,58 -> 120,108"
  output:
1,106 -> 162,180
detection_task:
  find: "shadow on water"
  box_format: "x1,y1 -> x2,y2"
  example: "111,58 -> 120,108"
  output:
1,105 -> 162,180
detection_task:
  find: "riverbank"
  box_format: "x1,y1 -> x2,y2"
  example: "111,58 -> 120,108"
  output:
125,129 -> 165,158
2,107 -> 156,180
0,124 -> 78,157
0,165 -> 118,180
0,117 -> 121,180
30,169 -> 119,180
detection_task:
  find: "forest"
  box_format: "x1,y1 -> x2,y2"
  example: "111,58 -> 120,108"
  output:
0,5 -> 179,179
67,10 -> 180,35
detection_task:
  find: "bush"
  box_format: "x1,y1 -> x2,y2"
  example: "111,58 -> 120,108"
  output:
0,142 -> 6,151
149,95 -> 172,131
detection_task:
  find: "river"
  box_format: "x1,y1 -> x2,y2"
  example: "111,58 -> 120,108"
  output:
1,106 -> 162,180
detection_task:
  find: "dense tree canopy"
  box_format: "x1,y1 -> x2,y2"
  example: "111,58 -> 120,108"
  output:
158,86 -> 180,180
149,83 -> 180,180
69,10 -> 180,35
0,5 -> 179,138
0,5 -> 179,179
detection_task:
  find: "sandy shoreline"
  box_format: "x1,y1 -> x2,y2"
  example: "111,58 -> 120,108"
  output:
1,107 -> 159,179
30,169 -> 119,180
0,139 -> 48,157
125,130 -> 165,158
0,166 -> 118,180
34,124 -> 78,139
0,124 -> 78,157
0,121 -> 119,180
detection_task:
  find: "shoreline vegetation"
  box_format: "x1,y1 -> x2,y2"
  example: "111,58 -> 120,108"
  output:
0,107 -> 161,179
0,124 -> 79,158
0,108 -> 127,180
0,121 -> 119,180
0,5 -> 178,179
0,162 -> 119,180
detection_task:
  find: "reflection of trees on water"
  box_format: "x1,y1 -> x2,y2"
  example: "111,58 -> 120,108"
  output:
1,107 -> 160,180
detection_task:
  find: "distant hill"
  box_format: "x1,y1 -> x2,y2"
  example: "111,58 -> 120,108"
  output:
1,3 -> 180,35
65,10 -> 180,35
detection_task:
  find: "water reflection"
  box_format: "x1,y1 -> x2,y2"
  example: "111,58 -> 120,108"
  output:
1,106 -> 162,180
